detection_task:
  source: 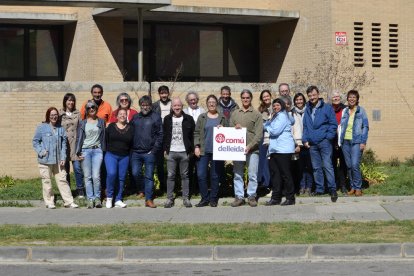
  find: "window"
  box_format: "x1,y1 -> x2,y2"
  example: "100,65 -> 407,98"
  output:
124,22 -> 259,82
353,22 -> 364,67
0,25 -> 62,81
389,24 -> 398,68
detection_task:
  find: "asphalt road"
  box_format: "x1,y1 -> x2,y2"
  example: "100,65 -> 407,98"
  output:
2,261 -> 414,276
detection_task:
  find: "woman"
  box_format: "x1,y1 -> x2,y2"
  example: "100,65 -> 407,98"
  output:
76,100 -> 106,208
104,108 -> 134,208
109,92 -> 138,123
293,93 -> 313,195
339,90 -> 369,196
331,91 -> 348,194
59,93 -> 84,198
257,90 -> 272,189
194,95 -> 227,207
281,95 -> 303,194
264,98 -> 296,206
32,107 -> 78,209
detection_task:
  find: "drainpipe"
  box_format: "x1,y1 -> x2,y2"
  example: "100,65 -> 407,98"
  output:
137,8 -> 143,82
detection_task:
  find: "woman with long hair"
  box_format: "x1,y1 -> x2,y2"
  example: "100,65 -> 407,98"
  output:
76,100 -> 106,208
32,107 -> 78,209
257,90 -> 272,189
59,93 -> 84,197
339,90 -> 369,196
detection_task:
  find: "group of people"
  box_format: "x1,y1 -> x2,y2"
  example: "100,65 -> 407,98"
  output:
32,83 -> 369,209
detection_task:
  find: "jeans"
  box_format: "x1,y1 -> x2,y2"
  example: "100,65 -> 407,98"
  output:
104,151 -> 129,202
166,151 -> 190,200
233,152 -> 259,199
65,160 -> 84,190
299,148 -> 313,189
268,153 -> 295,201
81,148 -> 103,200
258,142 -> 270,187
131,151 -> 155,201
341,140 -> 363,190
309,139 -> 336,193
197,153 -> 223,203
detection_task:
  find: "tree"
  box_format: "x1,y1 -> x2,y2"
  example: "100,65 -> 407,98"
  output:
291,45 -> 374,98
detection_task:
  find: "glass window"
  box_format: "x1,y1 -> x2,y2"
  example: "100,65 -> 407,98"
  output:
228,28 -> 258,78
0,27 -> 24,78
29,29 -> 60,77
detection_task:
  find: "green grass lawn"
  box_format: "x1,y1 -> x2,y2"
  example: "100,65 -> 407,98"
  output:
0,164 -> 413,201
1,221 -> 414,246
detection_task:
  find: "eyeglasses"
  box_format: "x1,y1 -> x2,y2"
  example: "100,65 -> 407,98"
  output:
49,114 -> 58,118
120,99 -> 129,102
280,90 -> 289,93
87,107 -> 97,111
207,101 -> 217,105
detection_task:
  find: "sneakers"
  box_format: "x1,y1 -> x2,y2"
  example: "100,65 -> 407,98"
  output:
164,199 -> 174,208
183,198 -> 192,208
77,188 -> 85,199
114,200 -> 127,208
230,198 -> 245,207
87,200 -> 94,209
94,199 -> 102,208
46,204 -> 56,209
65,202 -> 79,209
248,196 -> 258,207
106,198 -> 113,208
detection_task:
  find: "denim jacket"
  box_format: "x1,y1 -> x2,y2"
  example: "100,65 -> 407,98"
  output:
75,118 -> 106,156
32,123 -> 67,165
339,106 -> 369,145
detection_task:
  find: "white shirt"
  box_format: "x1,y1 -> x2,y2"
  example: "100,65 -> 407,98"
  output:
184,106 -> 205,123
170,116 -> 186,152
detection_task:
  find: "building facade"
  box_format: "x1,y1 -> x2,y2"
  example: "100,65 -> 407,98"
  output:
0,0 -> 413,178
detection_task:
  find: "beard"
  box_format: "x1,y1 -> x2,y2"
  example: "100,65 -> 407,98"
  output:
140,109 -> 150,115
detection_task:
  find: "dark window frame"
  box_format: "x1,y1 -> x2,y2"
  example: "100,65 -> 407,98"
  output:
124,21 -> 260,82
0,23 -> 63,81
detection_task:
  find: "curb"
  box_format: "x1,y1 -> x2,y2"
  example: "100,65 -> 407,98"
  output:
1,243 -> 414,263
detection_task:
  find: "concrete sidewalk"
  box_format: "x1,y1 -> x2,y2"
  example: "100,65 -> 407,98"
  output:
1,196 -> 413,225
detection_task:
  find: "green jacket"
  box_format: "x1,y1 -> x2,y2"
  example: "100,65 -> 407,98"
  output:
229,106 -> 263,153
194,112 -> 228,156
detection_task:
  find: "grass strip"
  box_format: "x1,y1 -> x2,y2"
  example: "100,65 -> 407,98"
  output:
1,221 -> 414,246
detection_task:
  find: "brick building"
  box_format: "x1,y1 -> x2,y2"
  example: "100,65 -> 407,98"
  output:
0,0 -> 412,178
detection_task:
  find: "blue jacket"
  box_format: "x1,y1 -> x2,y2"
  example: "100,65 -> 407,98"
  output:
32,123 -> 67,165
302,99 -> 337,145
265,111 -> 295,154
131,111 -> 163,154
339,106 -> 369,145
75,118 -> 106,155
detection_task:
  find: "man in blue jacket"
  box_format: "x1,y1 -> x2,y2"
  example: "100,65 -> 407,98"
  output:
302,86 -> 338,202
130,95 -> 163,208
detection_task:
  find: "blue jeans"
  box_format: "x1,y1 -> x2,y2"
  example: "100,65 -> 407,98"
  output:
197,153 -> 223,203
104,151 -> 129,202
81,148 -> 103,200
233,152 -> 259,199
130,151 -> 155,201
341,140 -> 363,190
309,139 -> 336,193
65,160 -> 84,190
258,142 -> 270,187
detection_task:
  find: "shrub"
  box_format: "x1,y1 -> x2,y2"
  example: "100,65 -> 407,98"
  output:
361,148 -> 379,166
388,156 -> 401,167
360,163 -> 387,185
405,155 -> 414,167
0,175 -> 15,189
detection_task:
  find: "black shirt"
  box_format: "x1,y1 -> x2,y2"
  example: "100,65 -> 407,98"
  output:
105,123 -> 134,156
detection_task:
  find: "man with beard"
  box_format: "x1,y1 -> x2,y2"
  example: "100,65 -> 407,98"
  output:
130,95 -> 163,208
217,86 -> 239,120
80,84 -> 112,123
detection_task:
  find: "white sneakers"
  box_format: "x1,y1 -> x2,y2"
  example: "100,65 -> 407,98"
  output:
106,198 -> 113,208
68,202 -> 79,208
46,204 -> 56,209
114,200 -> 127,208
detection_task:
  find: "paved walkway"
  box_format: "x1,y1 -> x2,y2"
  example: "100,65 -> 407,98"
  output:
1,196 -> 414,225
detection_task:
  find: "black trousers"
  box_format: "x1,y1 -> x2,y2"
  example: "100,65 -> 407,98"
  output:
269,153 -> 295,201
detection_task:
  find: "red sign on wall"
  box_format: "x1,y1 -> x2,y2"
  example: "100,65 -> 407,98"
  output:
335,32 -> 347,45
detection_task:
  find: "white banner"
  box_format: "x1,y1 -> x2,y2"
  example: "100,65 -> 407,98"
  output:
213,127 -> 246,161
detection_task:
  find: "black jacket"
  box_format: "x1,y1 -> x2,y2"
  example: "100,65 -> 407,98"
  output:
163,112 -> 195,154
130,111 -> 163,154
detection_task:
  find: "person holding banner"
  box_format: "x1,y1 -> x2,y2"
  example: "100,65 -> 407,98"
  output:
194,95 -> 228,207
230,89 -> 263,207
264,98 -> 296,206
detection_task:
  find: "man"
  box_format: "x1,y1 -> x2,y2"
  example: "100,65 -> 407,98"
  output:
302,85 -> 338,202
162,98 -> 195,208
278,83 -> 291,97
152,85 -> 171,193
230,89 -> 263,207
130,96 -> 163,208
217,86 -> 239,119
183,91 -> 205,195
80,84 -> 112,123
